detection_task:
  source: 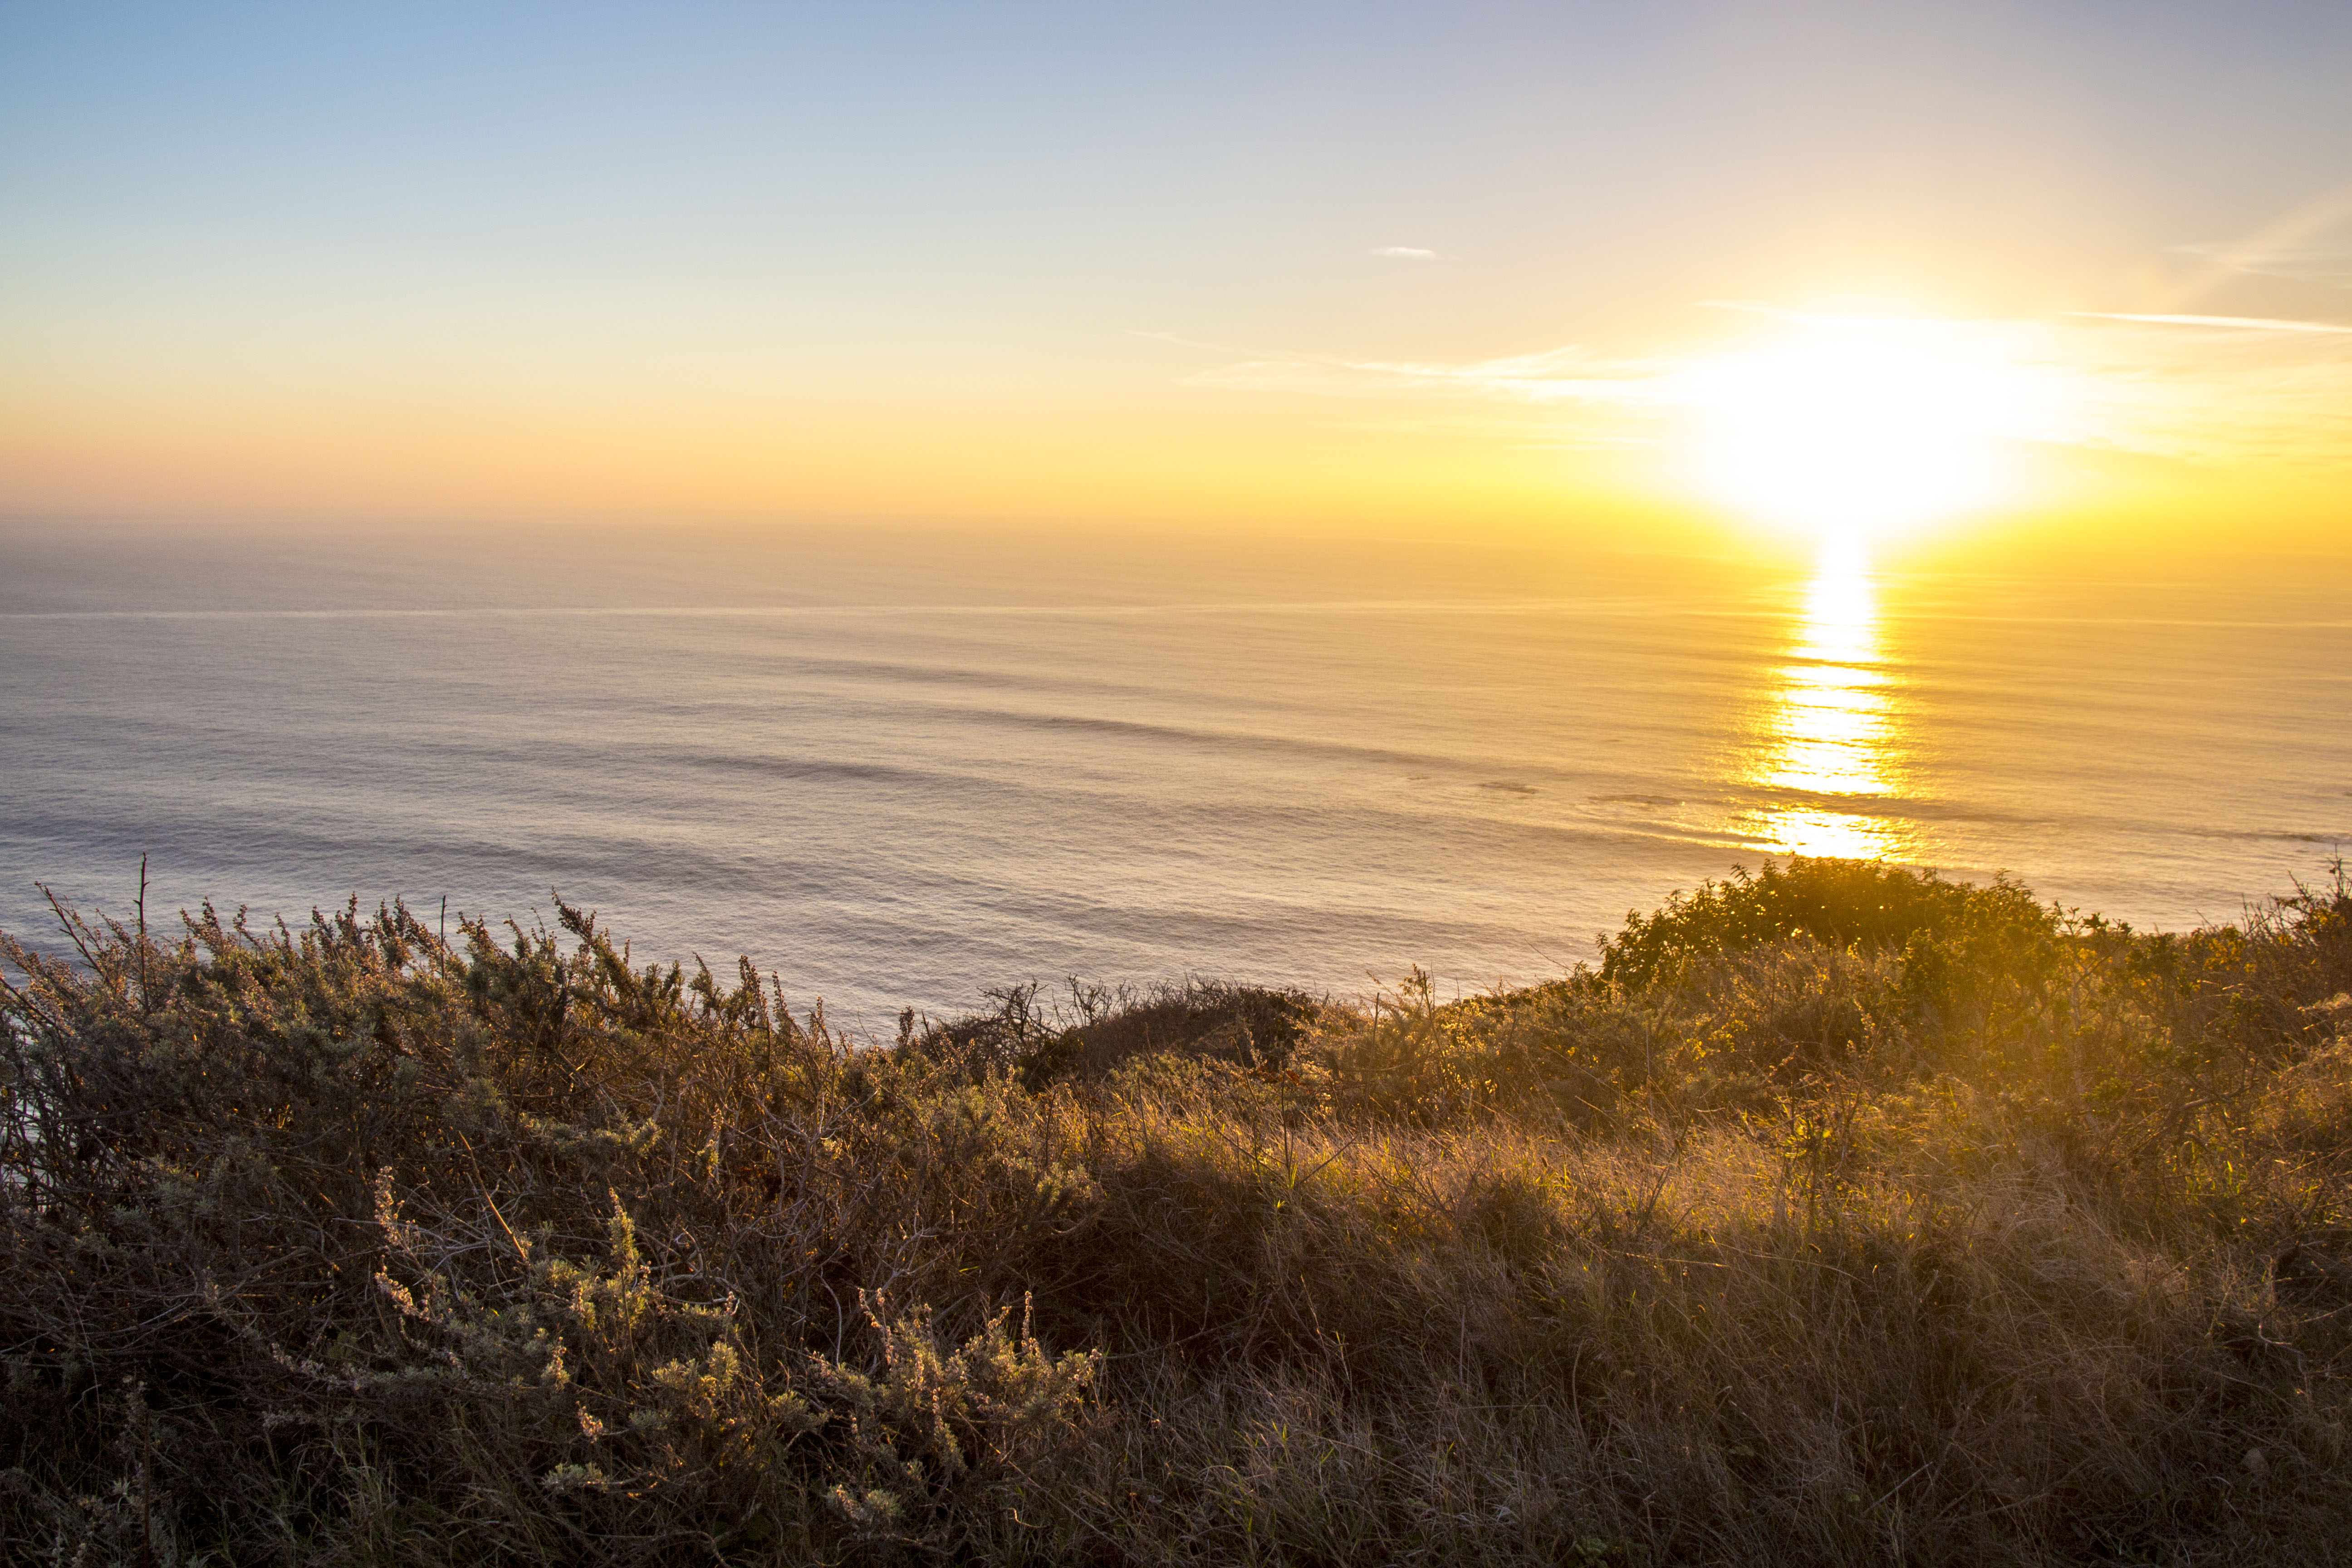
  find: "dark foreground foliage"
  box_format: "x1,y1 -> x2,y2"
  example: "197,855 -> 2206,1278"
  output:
4,857 -> 2352,1565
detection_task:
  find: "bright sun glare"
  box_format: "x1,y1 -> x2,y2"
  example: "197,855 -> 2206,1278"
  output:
1687,323 -> 2044,539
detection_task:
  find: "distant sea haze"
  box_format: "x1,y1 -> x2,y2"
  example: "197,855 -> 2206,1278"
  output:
3,522 -> 2346,1030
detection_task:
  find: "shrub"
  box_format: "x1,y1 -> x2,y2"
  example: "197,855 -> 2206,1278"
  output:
3,860 -> 2350,1564
1597,855 -> 2058,990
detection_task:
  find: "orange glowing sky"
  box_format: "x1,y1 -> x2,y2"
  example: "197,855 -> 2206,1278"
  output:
3,3 -> 2349,550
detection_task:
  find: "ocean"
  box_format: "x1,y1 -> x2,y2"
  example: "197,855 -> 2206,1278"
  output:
3,520 -> 2345,1029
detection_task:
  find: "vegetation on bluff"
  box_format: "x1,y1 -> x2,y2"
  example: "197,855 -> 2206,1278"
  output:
4,858 -> 2350,1565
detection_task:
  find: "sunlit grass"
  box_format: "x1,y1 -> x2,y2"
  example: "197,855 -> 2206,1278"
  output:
4,858 -> 2349,1563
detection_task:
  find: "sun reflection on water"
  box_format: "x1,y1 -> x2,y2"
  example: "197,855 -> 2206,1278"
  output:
1748,533 -> 1906,858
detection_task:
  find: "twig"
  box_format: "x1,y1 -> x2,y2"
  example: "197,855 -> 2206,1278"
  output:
135,853 -> 149,1012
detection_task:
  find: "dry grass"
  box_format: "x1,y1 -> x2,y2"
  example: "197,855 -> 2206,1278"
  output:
4,858 -> 2350,1564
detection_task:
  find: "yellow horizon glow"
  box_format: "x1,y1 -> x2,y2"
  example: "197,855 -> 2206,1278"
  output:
3,299 -> 2347,554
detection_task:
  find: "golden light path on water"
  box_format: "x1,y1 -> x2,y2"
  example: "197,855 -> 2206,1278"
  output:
1749,532 -> 1907,858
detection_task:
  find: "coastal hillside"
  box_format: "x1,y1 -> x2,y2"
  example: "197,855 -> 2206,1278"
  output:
4,858 -> 2349,1565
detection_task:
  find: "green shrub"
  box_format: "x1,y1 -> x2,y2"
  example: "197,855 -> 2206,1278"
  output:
1597,856 -> 2058,990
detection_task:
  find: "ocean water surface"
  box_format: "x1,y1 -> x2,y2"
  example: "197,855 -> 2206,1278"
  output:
3,521 -> 2345,1028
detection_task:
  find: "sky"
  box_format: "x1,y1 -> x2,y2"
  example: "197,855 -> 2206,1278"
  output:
3,1 -> 2349,549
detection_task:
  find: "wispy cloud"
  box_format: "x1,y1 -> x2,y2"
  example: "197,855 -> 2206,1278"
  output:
1176,345 -> 1693,453
2170,245 -> 2352,289
2068,312 -> 2352,334
2038,310 -> 2352,464
1181,343 -> 1664,402
1368,246 -> 1442,260
1167,307 -> 2352,468
2161,180 -> 2352,302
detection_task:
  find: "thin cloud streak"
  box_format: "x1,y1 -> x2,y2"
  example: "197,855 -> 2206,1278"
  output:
1179,344 -> 1678,409
2161,179 -> 2352,307
2171,244 -> 2352,289
2068,313 -> 2352,335
1174,309 -> 2352,468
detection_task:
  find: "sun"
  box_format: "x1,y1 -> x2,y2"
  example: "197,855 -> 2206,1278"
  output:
1683,319 -> 2043,540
